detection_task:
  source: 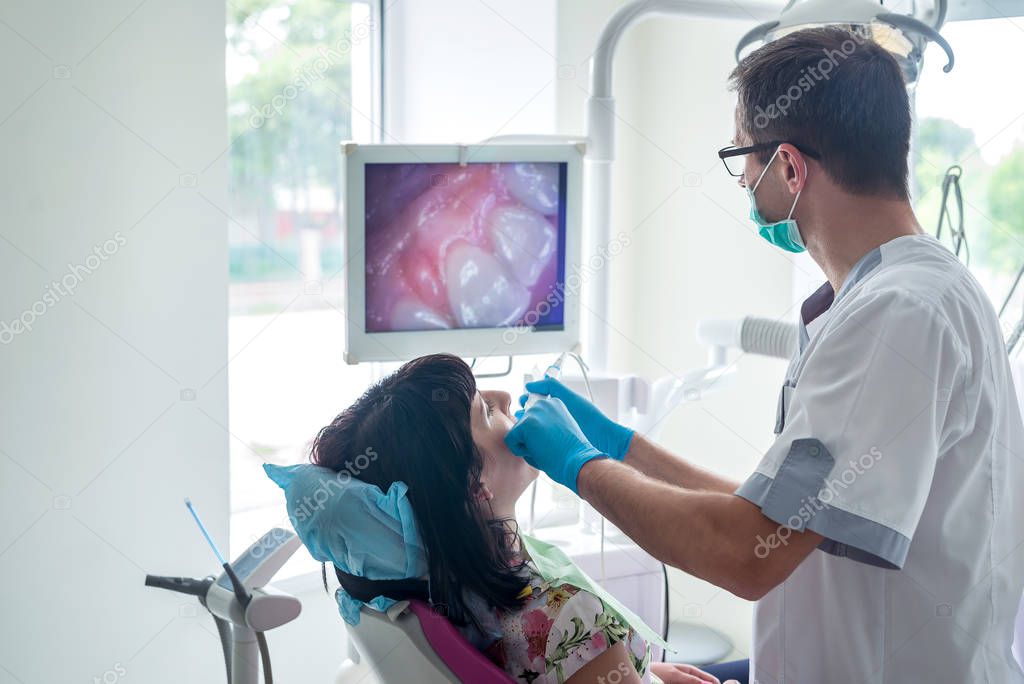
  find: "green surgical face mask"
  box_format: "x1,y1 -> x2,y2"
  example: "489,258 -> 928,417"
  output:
747,147 -> 806,253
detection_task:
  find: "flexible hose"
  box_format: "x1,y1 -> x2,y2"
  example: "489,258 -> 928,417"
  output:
256,631 -> 273,684
213,615 -> 232,684
740,317 -> 798,360
661,562 -> 670,662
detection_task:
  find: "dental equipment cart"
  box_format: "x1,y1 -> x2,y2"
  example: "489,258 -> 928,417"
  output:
145,526 -> 302,684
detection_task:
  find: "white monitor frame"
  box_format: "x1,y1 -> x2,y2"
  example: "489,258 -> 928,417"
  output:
342,142 -> 584,364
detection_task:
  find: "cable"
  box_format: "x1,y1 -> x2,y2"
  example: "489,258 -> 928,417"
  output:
528,479 -> 538,534
935,165 -> 968,265
565,352 -> 594,402
559,352 -> 606,579
563,352 -> 613,581
663,561 -> 671,663
212,615 -> 233,684
565,352 -> 667,655
1007,319 -> 1024,356
256,631 -> 273,684
998,264 -> 1024,355
999,263 -> 1024,319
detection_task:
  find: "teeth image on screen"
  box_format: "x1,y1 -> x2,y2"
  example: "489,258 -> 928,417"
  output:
364,162 -> 567,333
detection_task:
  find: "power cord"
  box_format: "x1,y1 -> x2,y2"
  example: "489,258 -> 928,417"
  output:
563,350 -> 672,657
935,165 -> 968,265
559,352 -> 606,581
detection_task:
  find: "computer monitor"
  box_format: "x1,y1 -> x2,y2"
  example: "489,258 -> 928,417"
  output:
343,143 -> 583,364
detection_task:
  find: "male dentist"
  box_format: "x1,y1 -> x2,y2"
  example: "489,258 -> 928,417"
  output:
506,27 -> 1024,684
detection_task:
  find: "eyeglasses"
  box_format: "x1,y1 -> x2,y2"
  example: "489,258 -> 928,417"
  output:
718,141 -> 821,178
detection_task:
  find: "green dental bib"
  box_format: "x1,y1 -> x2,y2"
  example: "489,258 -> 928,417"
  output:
520,533 -> 672,652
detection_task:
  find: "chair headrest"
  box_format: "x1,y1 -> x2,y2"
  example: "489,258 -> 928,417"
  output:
335,566 -> 429,604
263,463 -> 428,624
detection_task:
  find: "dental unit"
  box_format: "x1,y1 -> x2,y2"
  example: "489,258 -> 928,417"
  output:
145,500 -> 302,684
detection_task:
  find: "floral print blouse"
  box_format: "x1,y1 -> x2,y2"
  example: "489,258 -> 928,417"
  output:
481,562 -> 651,684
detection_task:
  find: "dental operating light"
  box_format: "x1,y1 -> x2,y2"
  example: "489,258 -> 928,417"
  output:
735,0 -> 955,84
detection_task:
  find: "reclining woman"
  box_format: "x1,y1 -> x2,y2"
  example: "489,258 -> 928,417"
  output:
309,353 -> 735,684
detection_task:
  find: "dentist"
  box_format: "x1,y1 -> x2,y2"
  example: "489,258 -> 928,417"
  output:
505,27 -> 1024,684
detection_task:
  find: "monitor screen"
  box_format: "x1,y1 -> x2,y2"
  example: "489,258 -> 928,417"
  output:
363,161 -> 568,333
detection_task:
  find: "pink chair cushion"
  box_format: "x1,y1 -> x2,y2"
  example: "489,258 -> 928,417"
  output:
407,600 -> 515,683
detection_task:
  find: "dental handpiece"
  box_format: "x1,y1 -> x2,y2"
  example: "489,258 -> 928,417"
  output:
523,352 -> 567,411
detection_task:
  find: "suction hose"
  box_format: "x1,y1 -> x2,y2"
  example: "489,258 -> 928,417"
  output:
257,632 -> 273,684
697,316 -> 797,361
739,317 -> 798,360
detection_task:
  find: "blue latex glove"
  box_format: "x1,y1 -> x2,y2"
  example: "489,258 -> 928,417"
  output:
517,378 -> 635,461
504,397 -> 607,494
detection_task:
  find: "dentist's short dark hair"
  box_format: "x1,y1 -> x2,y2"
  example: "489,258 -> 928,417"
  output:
729,26 -> 911,200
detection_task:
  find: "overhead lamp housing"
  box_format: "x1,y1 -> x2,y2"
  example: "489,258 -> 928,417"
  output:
735,0 -> 954,84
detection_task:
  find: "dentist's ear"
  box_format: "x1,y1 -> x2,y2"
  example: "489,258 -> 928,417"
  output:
777,143 -> 809,195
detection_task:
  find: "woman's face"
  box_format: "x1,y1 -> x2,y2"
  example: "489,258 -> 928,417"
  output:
470,389 -> 538,511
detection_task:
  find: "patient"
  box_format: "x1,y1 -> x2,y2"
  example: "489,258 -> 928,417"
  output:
310,354 -> 732,684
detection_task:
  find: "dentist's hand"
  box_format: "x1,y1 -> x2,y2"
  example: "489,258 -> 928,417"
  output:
504,397 -> 607,494
517,378 -> 635,461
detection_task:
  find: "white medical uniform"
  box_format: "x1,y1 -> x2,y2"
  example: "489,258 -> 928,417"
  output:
736,234 -> 1024,683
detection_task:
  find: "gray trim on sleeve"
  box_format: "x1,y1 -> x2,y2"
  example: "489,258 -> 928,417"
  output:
762,438 -> 834,528
736,440 -> 912,570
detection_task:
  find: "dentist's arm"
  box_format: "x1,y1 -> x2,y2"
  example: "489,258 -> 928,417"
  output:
577,457 -> 822,601
624,432 -> 739,495
506,398 -> 822,601
519,379 -> 736,493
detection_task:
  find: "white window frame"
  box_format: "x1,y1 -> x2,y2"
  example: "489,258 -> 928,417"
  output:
227,0 -> 385,586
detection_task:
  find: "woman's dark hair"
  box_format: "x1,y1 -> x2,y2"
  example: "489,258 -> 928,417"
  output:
310,353 -> 527,627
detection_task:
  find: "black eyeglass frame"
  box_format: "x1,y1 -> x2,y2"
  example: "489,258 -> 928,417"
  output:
718,141 -> 821,177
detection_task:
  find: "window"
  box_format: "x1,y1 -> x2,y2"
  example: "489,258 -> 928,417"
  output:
225,1 -> 574,576
913,16 -> 1024,344
226,0 -> 381,572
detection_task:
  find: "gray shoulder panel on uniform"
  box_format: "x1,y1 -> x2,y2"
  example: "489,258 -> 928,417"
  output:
736,438 -> 911,569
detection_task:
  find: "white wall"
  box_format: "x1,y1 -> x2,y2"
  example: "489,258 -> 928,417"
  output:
383,0 -> 557,142
556,0 -> 798,660
0,2 -> 229,683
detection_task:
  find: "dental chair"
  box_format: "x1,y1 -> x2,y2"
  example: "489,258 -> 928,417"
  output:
336,598 -> 514,683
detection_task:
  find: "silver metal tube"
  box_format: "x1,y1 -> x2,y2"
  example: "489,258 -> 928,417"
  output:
590,0 -> 783,100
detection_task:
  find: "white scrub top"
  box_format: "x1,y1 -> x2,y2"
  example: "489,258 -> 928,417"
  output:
737,234 -> 1024,684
